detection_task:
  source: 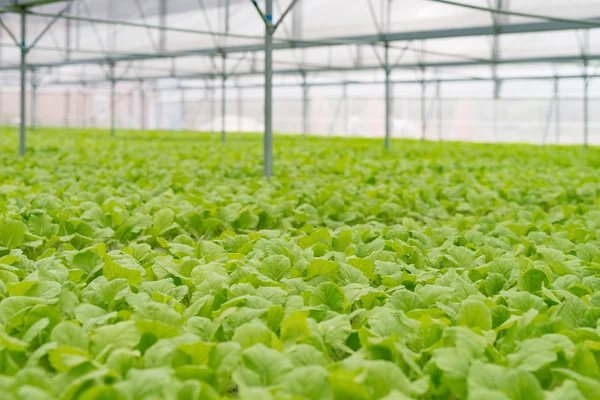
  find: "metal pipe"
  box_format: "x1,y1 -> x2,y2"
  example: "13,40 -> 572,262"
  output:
436,79 -> 442,140
343,82 -> 349,135
65,2 -> 71,60
140,84 -> 146,130
584,64 -> 589,148
159,0 -> 167,52
421,73 -> 426,141
302,72 -> 309,136
427,0 -> 600,28
25,70 -> 600,91
221,0 -> 230,142
64,90 -> 70,127
237,85 -> 242,133
30,72 -> 36,131
110,63 -> 116,136
180,88 -> 185,130
493,99 -> 498,141
156,88 -> 162,130
24,55 -> 600,85
221,54 -> 227,143
384,41 -> 391,148
210,83 -> 215,134
19,9 -> 26,157
0,28 -> 2,124
128,90 -> 133,128
108,0 -> 115,53
1,16 -> 599,72
555,78 -> 560,144
82,85 -> 87,128
264,0 -> 273,179
542,94 -> 554,144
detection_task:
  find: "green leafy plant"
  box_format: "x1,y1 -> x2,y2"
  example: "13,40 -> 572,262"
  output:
0,127 -> 598,399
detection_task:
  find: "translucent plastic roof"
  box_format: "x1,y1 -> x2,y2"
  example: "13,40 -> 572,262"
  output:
0,0 -> 598,87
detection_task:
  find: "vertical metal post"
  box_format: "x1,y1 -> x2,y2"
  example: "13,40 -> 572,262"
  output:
221,54 -> 227,142
64,90 -> 70,127
436,79 -> 442,140
343,82 -> 349,135
237,84 -> 242,133
82,84 -> 88,128
31,70 -> 37,131
180,88 -> 185,130
159,0 -> 167,52
225,0 -> 231,34
110,63 -> 116,136
108,0 -> 115,53
19,10 -> 27,157
264,0 -> 274,179
384,41 -> 391,149
302,72 -> 309,136
128,90 -> 134,129
554,78 -> 560,144
493,97 -> 499,141
140,82 -> 146,130
584,62 -> 589,148
421,73 -> 426,141
210,82 -> 215,134
65,2 -> 72,60
155,88 -> 162,130
75,0 -> 81,50
221,0 -> 230,141
384,0 -> 393,146
0,28 -> 3,125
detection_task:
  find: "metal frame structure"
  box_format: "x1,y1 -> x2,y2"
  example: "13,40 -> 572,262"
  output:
0,0 -> 599,177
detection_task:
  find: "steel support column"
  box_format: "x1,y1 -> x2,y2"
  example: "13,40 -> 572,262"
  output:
436,79 -> 442,140
264,0 -> 274,179
343,82 -> 349,135
159,0 -> 167,52
31,71 -> 37,131
82,84 -> 88,128
421,73 -> 426,141
384,41 -> 391,149
210,83 -> 215,134
0,29 -> 3,124
582,28 -> 590,148
65,2 -> 72,60
140,82 -> 146,130
128,90 -> 133,128
302,72 -> 309,136
554,78 -> 560,144
64,90 -> 70,127
156,87 -> 165,129
180,88 -> 185,130
109,63 -> 116,136
221,54 -> 227,142
584,62 -> 589,148
19,9 -> 27,156
237,85 -> 242,133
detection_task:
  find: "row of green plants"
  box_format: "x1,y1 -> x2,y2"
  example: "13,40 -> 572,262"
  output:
0,128 -> 598,399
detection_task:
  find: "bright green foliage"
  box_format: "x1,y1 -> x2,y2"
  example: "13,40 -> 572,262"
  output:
0,128 -> 599,399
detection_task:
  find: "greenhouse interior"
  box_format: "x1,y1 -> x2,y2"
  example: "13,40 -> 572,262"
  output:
0,1 -> 599,399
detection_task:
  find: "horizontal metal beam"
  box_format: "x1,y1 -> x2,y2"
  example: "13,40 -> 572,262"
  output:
0,0 -> 66,10
27,53 -> 600,85
427,0 -> 600,28
0,18 -> 598,71
39,73 -> 597,89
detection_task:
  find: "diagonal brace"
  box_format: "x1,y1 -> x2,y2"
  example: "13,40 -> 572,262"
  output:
250,0 -> 268,25
0,17 -> 19,46
251,0 -> 301,32
273,0 -> 301,32
26,1 -> 73,53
